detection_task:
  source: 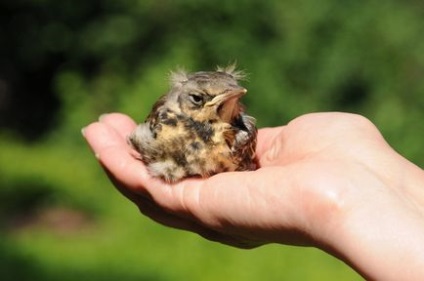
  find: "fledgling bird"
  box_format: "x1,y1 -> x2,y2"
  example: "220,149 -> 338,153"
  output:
128,65 -> 257,182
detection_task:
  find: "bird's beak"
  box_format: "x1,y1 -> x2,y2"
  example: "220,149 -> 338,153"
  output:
205,87 -> 247,122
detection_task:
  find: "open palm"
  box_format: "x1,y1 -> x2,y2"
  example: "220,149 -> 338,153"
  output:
84,112 -> 404,247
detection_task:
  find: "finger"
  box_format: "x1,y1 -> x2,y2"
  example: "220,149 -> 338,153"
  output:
136,194 -> 212,235
98,113 -> 137,139
255,126 -> 285,162
170,166 -> 299,231
133,188 -> 261,249
103,166 -> 238,245
136,195 -> 259,249
106,171 -> 250,247
83,121 -> 152,191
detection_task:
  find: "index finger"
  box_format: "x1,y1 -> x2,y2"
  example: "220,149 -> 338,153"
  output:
83,118 -> 152,191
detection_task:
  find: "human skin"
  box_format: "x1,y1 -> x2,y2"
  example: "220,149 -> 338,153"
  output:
83,112 -> 424,280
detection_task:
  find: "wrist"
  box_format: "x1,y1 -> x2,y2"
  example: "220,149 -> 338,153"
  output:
316,159 -> 424,280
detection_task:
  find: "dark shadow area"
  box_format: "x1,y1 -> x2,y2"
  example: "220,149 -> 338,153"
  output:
0,177 -> 100,234
0,0 -> 105,141
332,75 -> 371,112
0,238 -> 42,281
0,60 -> 62,142
0,178 -> 58,229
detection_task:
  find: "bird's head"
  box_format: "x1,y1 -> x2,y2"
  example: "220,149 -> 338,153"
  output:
167,65 -> 247,123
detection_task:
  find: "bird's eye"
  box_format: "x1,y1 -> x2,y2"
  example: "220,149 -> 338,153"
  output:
189,93 -> 203,105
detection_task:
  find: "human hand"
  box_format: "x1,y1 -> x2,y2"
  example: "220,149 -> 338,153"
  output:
83,112 -> 424,280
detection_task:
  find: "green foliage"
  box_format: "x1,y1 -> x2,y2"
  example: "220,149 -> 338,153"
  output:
1,0 -> 424,280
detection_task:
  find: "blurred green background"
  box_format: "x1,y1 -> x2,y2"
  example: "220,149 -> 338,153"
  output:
1,0 -> 423,280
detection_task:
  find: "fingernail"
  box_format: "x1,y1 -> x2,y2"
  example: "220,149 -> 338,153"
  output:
98,113 -> 110,122
81,127 -> 86,137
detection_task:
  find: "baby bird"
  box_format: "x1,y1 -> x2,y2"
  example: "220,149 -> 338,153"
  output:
128,65 -> 257,182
